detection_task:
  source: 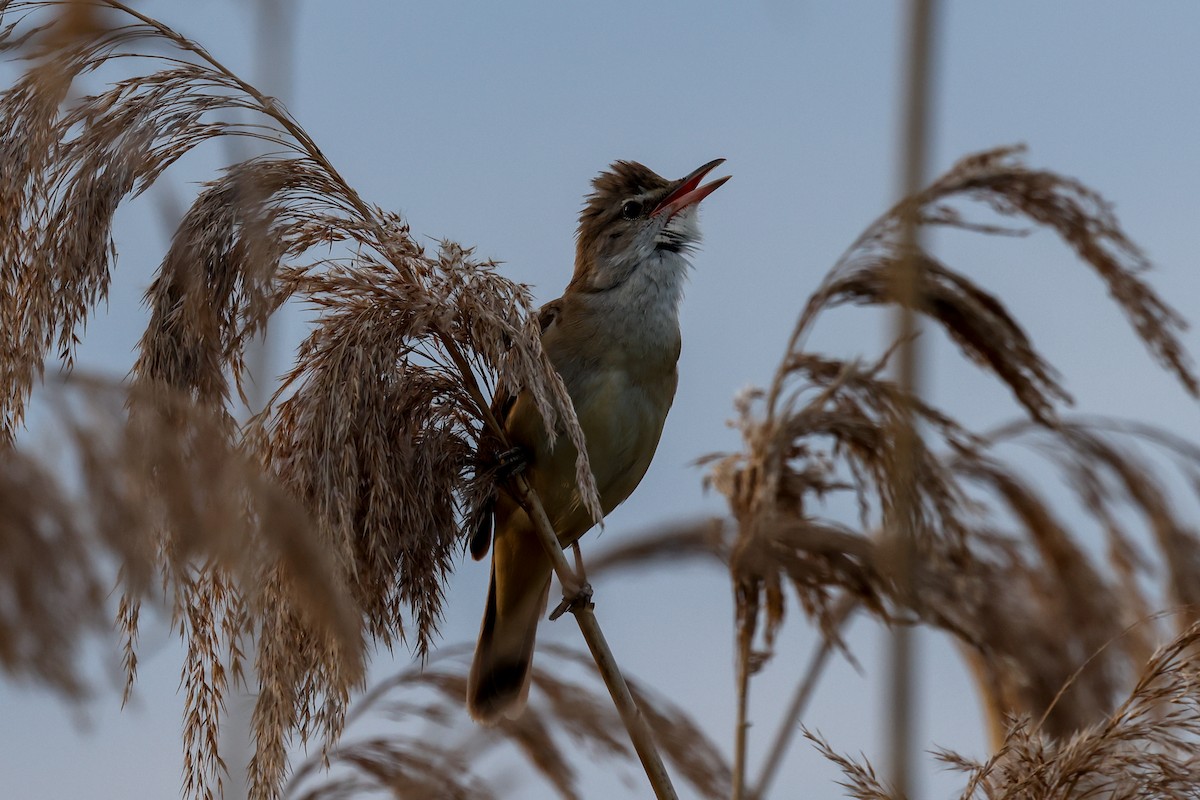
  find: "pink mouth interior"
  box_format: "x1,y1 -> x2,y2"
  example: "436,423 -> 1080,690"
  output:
651,159 -> 729,219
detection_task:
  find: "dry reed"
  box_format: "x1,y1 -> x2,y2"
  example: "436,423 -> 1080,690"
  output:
696,145 -> 1200,792
0,2 -> 600,797
814,619 -> 1200,800
283,645 -> 730,800
1,375 -> 362,799
7,2 -> 1200,798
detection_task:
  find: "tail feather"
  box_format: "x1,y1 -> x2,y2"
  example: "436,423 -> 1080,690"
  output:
467,545 -> 552,724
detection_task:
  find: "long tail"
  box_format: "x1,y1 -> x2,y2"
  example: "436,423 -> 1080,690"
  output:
467,525 -> 552,725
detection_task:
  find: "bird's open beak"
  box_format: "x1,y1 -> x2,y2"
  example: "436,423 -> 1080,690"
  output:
650,158 -> 731,219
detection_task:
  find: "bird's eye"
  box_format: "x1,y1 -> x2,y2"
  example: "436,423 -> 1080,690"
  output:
621,200 -> 643,220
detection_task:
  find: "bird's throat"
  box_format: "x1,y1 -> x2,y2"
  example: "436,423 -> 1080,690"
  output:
581,248 -> 687,361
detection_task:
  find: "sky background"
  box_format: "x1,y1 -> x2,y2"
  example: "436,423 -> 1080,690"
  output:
4,2 -> 1200,798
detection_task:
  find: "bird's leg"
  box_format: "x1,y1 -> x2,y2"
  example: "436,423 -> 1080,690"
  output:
549,542 -> 592,621
571,541 -> 588,583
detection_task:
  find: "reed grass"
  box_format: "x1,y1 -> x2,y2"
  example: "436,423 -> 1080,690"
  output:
4,3 -> 1200,799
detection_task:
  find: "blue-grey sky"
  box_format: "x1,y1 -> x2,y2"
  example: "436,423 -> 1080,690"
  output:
4,2 -> 1200,798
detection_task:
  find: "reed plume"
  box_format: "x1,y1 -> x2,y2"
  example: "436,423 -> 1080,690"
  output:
813,620 -> 1200,800
0,2 -> 598,797
284,645 -> 730,800
662,146 -> 1199,793
7,2 -> 1200,798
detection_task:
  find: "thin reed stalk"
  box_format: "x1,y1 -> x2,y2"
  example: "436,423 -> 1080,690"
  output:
886,1 -> 939,795
732,612 -> 754,800
750,596 -> 858,800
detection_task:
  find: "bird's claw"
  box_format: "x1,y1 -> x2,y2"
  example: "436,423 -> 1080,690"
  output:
495,446 -> 528,480
549,582 -> 593,621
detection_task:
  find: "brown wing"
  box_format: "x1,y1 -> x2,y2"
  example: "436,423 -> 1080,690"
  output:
468,299 -> 562,560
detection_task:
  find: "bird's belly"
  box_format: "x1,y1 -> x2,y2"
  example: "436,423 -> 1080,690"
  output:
529,366 -> 676,541
579,371 -> 667,498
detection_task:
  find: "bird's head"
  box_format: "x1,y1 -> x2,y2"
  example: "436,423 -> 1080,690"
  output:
570,158 -> 729,293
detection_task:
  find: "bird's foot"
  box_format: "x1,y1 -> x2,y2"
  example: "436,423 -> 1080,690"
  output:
549,581 -> 593,621
495,446 -> 528,480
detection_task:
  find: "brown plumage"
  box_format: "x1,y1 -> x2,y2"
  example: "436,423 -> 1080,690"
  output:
467,159 -> 729,723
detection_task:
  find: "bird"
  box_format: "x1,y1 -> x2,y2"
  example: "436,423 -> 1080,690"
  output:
466,158 -> 729,725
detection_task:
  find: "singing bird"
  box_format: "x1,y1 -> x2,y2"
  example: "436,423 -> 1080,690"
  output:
467,158 -> 729,724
